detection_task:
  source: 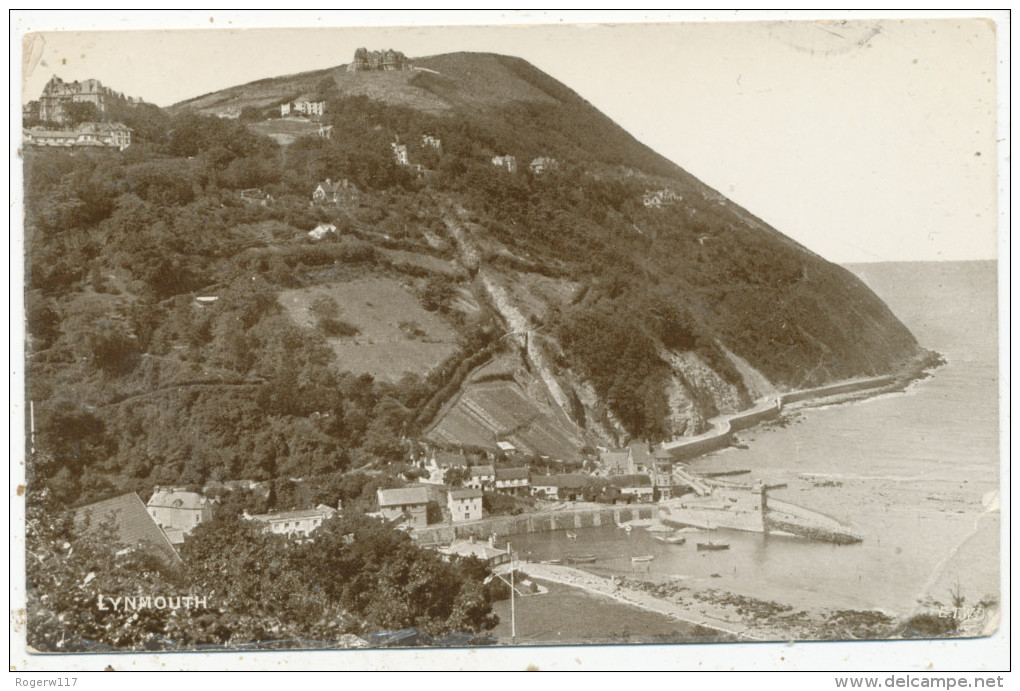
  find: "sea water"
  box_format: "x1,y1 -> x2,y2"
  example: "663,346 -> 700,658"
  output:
508,261 -> 1000,616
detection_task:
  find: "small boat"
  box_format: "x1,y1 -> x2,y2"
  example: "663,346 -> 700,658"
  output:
631,555 -> 654,563
566,532 -> 578,541
541,559 -> 563,565
696,541 -> 730,551
566,554 -> 597,564
653,535 -> 687,545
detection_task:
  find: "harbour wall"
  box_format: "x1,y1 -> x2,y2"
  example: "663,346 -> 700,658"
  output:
659,375 -> 897,461
414,504 -> 656,545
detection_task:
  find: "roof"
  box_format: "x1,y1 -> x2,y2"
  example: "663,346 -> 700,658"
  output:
377,486 -> 430,507
448,488 -> 483,500
249,505 -> 337,523
532,474 -> 590,489
74,493 -> 183,567
469,465 -> 495,477
432,452 -> 469,468
495,441 -> 516,452
609,474 -> 653,488
147,488 -> 212,511
439,540 -> 508,562
602,450 -> 633,473
495,467 -> 529,480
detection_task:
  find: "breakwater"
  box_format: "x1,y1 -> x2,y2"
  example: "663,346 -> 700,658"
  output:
414,504 -> 656,545
659,374 -> 897,461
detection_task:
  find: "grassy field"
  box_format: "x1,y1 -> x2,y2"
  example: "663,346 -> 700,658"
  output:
247,118 -> 325,145
278,276 -> 460,381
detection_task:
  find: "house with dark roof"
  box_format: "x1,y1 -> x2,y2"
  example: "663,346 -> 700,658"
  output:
146,487 -> 216,544
447,487 -> 483,522
494,467 -> 530,495
312,178 -> 356,205
531,474 -> 590,501
529,157 -> 558,175
377,486 -> 430,528
609,474 -> 654,502
601,449 -> 635,476
466,465 -> 495,491
74,493 -> 183,567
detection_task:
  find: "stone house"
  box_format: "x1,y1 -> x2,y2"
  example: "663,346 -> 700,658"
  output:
146,487 -> 216,544
377,486 -> 430,528
447,487 -> 483,522
312,178 -> 355,205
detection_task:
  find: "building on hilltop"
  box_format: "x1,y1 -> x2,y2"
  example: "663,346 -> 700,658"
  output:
146,487 -> 216,544
600,448 -> 635,476
24,121 -> 132,151
347,47 -> 413,72
492,155 -> 518,173
245,504 -> 339,540
643,189 -> 682,208
312,178 -> 356,205
421,134 -> 442,150
529,157 -> 558,175
34,75 -> 138,124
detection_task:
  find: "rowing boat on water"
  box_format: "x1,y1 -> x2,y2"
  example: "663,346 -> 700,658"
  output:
696,541 -> 730,551
631,555 -> 654,563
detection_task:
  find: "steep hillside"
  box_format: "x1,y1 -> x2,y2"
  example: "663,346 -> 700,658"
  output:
25,51 -> 926,506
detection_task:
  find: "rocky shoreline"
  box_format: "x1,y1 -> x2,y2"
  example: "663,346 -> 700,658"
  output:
513,562 -> 900,642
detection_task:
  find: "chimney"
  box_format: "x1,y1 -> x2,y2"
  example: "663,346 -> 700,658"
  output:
488,534 -> 495,547
469,534 -> 476,544
337,499 -> 343,512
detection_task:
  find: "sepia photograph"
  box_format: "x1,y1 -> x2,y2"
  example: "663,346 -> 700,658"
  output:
11,10 -> 1007,672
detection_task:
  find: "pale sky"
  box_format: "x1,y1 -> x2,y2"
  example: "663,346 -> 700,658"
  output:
14,11 -> 1002,263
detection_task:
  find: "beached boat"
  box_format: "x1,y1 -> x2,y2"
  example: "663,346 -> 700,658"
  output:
653,534 -> 686,545
631,555 -> 655,563
566,532 -> 578,541
566,554 -> 597,564
541,559 -> 563,565
696,541 -> 730,551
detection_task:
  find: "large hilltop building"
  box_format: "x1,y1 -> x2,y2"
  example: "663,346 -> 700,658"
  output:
32,75 -> 141,124
347,48 -> 413,72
